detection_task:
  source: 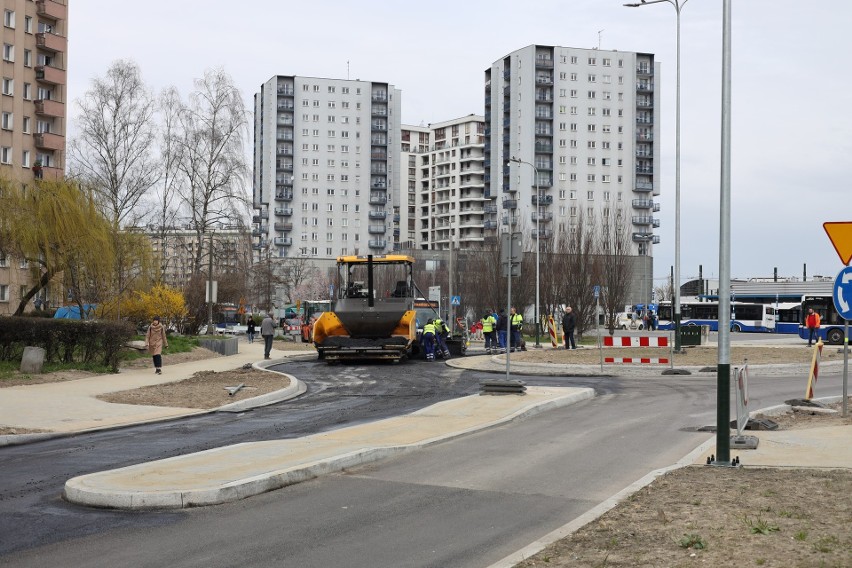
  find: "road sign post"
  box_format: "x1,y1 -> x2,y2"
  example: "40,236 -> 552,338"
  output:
826,223 -> 852,418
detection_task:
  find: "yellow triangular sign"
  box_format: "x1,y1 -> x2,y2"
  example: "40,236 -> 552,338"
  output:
824,222 -> 852,265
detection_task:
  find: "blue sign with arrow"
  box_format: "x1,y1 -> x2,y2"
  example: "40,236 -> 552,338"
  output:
833,266 -> 852,320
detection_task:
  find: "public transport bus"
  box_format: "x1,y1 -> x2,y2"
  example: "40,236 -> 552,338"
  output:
657,299 -> 776,332
799,295 -> 846,344
774,302 -> 803,334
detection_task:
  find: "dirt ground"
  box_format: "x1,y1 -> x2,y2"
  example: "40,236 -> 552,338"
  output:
515,400 -> 852,568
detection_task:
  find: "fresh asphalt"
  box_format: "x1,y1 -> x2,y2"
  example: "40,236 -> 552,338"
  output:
1,336 -> 849,564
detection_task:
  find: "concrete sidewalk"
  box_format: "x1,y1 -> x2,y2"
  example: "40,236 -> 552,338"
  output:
0,340 -> 309,444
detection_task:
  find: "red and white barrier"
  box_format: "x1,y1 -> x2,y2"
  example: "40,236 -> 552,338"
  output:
805,340 -> 823,400
603,336 -> 668,348
604,357 -> 669,364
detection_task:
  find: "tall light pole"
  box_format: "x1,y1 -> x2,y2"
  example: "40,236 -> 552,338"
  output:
625,0 -> 689,352
508,156 -> 541,348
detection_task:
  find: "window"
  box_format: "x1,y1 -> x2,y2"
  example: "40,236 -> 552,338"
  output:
601,158 -> 610,166
602,125 -> 611,133
328,86 -> 335,93
587,175 -> 596,183
587,158 -> 596,166
24,15 -> 32,33
602,175 -> 611,183
23,82 -> 31,99
0,146 -> 11,164
570,73 -> 577,81
23,49 -> 31,67
587,91 -> 596,99
302,100 -> 309,107
21,149 -> 29,167
588,108 -> 596,116
602,75 -> 611,84
0,284 -> 8,302
2,44 -> 13,62
603,58 -> 611,67
0,253 -> 6,267
587,124 -> 596,132
22,116 -> 30,133
342,87 -> 349,94
588,74 -> 596,83
602,108 -> 611,117
587,190 -> 595,199
559,189 -> 566,199
588,141 -> 596,149
1,112 -> 12,130
570,89 -> 577,98
1,77 -> 11,96
569,173 -> 577,182
3,10 -> 14,28
602,141 -> 610,150
570,190 -> 577,199
588,57 -> 596,65
570,56 -> 578,64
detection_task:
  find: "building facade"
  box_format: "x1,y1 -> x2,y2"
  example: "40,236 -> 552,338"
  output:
400,115 -> 487,251
484,45 -> 661,257
252,75 -> 401,261
0,0 -> 68,315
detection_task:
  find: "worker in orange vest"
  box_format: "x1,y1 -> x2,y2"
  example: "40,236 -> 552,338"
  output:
805,308 -> 821,346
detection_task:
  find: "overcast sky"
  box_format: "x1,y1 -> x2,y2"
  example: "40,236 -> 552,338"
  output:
67,1 -> 851,286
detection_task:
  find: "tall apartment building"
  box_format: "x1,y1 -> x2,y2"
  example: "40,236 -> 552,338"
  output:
0,0 -> 68,314
252,75 -> 401,260
484,45 -> 661,258
400,115 -> 487,250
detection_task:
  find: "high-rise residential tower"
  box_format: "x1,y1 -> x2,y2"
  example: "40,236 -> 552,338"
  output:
252,76 -> 401,261
400,115 -> 486,251
484,45 -> 660,258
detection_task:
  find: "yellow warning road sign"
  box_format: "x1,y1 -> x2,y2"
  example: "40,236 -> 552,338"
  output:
824,222 -> 852,265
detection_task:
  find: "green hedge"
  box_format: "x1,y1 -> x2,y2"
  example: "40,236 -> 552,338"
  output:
0,317 -> 134,371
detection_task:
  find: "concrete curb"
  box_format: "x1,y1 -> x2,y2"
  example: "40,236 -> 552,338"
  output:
63,388 -> 595,510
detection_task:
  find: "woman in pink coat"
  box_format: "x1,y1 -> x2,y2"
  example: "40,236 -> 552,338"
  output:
145,315 -> 169,374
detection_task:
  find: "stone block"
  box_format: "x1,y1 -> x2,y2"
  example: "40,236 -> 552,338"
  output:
21,346 -> 46,374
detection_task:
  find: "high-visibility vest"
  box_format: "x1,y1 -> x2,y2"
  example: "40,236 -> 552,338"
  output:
423,323 -> 436,335
481,315 -> 496,332
511,313 -> 523,328
434,319 -> 446,334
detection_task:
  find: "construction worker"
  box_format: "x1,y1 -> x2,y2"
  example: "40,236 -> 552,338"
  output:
805,308 -> 821,346
496,309 -> 508,353
510,307 -> 524,352
422,319 -> 437,361
433,316 -> 451,359
481,311 -> 497,354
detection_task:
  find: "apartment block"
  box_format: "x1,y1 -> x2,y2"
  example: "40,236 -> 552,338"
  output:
252,75 -> 401,260
0,0 -> 67,315
400,115 -> 487,250
484,44 -> 661,256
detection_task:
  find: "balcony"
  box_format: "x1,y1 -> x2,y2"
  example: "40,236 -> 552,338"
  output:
34,132 -> 64,151
535,57 -> 554,68
35,65 -> 66,85
369,194 -> 388,205
636,166 -> 654,175
274,207 -> 293,216
275,192 -> 293,202
632,216 -> 655,226
368,239 -> 387,249
502,198 -> 517,209
371,106 -> 388,117
277,102 -> 294,111
484,204 -> 498,214
251,227 -> 265,237
252,211 -> 268,223
501,215 -> 517,226
484,220 -> 499,230
36,0 -> 67,20
369,210 -> 387,220
532,229 -> 553,239
274,237 -> 293,246
277,87 -> 294,96
368,225 -> 386,234
632,199 -> 654,209
636,66 -> 654,76
371,92 -> 388,102
276,162 -> 293,171
274,222 -> 293,232
36,32 -> 67,53
531,195 -> 553,205
531,211 -> 553,222
371,123 -> 387,132
632,233 -> 660,244
635,181 -> 654,192
34,98 -> 64,118
636,83 -> 654,92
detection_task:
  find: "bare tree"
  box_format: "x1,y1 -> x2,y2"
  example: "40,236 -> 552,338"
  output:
560,210 -> 599,338
278,257 -> 321,303
68,60 -> 160,228
153,86 -> 185,280
174,68 -> 251,274
598,205 -> 634,335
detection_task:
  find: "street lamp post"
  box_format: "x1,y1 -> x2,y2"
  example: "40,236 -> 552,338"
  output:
625,0 -> 688,352
508,156 -> 541,348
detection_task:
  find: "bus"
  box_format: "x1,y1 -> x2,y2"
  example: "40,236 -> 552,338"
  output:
799,295 -> 846,344
774,302 -> 803,335
657,299 -> 776,332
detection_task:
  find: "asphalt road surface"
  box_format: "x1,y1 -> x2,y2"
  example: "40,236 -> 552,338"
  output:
0,360 -> 841,567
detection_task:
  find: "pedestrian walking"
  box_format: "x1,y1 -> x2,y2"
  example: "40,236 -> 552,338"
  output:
805,308 -> 821,346
145,315 -> 169,375
562,306 -> 577,350
246,317 -> 256,344
261,312 -> 276,359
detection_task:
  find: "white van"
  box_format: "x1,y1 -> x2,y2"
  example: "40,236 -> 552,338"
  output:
616,312 -> 644,330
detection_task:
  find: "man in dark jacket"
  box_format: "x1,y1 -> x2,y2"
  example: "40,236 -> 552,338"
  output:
260,313 -> 276,359
562,306 -> 577,349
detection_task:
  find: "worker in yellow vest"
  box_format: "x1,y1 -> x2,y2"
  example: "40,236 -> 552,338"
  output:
481,311 -> 497,354
510,307 -> 524,352
422,319 -> 437,361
